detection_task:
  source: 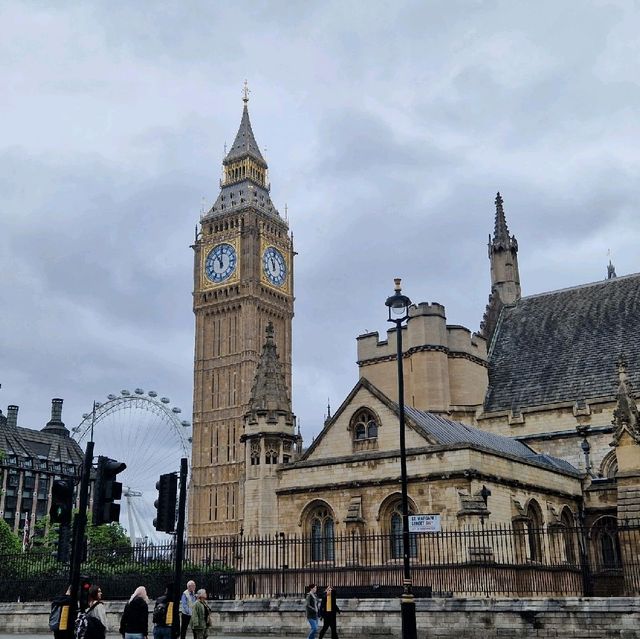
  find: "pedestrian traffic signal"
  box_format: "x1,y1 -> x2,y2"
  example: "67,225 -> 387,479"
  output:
92,456 -> 126,526
50,479 -> 74,526
153,472 -> 177,532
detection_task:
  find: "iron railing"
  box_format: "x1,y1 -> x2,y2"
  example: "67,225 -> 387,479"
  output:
2,519 -> 639,602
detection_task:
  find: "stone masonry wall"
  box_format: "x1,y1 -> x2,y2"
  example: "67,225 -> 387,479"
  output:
2,598 -> 639,638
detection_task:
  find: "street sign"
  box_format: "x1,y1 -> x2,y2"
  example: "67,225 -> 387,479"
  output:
409,514 -> 441,533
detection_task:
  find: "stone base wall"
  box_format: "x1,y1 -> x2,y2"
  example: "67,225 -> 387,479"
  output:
1,598 -> 639,638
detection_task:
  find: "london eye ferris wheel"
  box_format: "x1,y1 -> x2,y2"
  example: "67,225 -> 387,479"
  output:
72,388 -> 192,543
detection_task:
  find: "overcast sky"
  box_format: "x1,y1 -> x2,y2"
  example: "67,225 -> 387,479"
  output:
2,0 -> 640,456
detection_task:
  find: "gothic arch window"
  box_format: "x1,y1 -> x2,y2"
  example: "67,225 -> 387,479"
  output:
350,408 -> 380,442
560,507 -> 578,565
265,440 -> 278,465
250,442 -> 260,466
526,499 -> 544,563
591,516 -> 621,571
304,502 -> 335,562
600,450 -> 618,479
379,494 -> 417,560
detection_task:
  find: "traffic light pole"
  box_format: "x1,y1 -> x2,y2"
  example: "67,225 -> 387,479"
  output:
171,458 -> 188,639
69,440 -> 94,621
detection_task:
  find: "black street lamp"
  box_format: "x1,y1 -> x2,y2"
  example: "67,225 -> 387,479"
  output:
385,277 -> 417,639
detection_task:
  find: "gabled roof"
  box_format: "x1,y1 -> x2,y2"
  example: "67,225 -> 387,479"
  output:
485,273 -> 640,413
302,378 -> 580,476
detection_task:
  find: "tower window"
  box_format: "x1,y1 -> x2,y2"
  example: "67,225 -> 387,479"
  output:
265,440 -> 278,464
250,442 -> 260,466
351,408 -> 379,441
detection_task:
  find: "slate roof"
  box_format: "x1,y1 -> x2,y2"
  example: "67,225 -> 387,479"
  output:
0,422 -> 83,468
224,103 -> 267,166
404,406 -> 580,475
485,273 -> 640,413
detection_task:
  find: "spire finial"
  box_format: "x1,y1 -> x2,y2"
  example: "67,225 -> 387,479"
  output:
493,191 -> 510,242
266,321 -> 274,340
243,79 -> 250,104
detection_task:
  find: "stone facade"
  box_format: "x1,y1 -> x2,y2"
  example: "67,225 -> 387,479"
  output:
190,95 -> 294,539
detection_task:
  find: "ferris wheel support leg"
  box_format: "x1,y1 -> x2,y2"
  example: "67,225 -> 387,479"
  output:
126,494 -> 137,543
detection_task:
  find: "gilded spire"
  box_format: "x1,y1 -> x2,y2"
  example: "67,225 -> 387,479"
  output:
224,83 -> 266,167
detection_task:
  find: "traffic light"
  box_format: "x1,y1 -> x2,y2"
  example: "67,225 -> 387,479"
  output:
56,524 -> 72,563
154,472 -> 177,532
92,456 -> 126,526
79,576 -> 91,611
50,479 -> 74,526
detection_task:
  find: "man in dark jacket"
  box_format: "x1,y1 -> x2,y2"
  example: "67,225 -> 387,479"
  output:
318,585 -> 340,639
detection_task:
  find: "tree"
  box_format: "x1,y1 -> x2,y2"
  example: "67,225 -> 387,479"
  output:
0,518 -> 21,554
87,522 -> 131,551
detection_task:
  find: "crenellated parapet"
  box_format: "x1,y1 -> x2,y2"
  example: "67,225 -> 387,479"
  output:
357,301 -> 488,415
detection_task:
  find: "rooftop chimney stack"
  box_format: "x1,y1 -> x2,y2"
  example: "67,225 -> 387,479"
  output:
43,398 -> 69,436
7,405 -> 19,429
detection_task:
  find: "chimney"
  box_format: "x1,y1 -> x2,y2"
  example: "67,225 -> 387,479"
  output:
50,398 -> 64,424
7,405 -> 19,429
43,398 -> 69,436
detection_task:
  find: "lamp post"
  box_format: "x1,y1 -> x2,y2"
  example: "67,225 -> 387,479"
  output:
385,278 -> 417,639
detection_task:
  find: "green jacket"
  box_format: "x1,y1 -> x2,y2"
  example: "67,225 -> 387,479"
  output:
190,600 -> 210,630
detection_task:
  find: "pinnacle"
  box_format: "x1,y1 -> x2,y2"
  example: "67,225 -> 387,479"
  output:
248,322 -> 291,414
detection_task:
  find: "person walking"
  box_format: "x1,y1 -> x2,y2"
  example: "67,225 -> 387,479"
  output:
179,581 -> 197,639
189,589 -> 210,639
305,584 -> 319,639
85,585 -> 108,639
318,586 -> 340,639
152,585 -> 173,639
119,586 -> 150,639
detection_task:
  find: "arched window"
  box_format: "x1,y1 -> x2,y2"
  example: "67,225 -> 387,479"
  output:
250,442 -> 260,466
307,504 -> 335,562
351,408 -> 379,442
526,500 -> 544,562
560,507 -> 578,565
591,517 -> 621,571
265,440 -> 278,465
383,498 -> 417,560
600,451 -> 618,479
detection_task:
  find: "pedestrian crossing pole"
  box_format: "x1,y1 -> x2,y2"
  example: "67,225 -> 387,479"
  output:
171,458 -> 188,639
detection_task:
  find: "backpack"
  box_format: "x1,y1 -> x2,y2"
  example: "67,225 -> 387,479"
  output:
152,600 -> 168,626
49,602 -> 62,631
50,596 -> 71,632
75,603 -> 106,639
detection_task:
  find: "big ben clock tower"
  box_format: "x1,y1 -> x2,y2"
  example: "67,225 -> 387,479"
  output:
190,87 -> 294,539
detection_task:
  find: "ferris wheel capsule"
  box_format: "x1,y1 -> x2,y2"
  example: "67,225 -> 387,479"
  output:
181,420 -> 190,427
107,394 -> 117,400
82,413 -> 90,419
135,388 -> 144,395
172,407 -> 181,413
121,390 -> 131,396
148,391 -> 158,397
160,397 -> 170,404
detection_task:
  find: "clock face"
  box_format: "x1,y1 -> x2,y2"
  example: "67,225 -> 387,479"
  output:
205,243 -> 237,283
262,246 -> 287,287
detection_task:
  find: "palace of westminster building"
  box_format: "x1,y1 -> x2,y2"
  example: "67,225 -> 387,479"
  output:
187,93 -> 640,551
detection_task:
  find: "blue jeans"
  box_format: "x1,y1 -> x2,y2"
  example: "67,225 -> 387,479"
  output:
307,618 -> 318,639
154,627 -> 172,639
125,634 -> 144,639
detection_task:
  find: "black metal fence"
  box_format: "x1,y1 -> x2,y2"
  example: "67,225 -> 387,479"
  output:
2,519 -> 639,602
